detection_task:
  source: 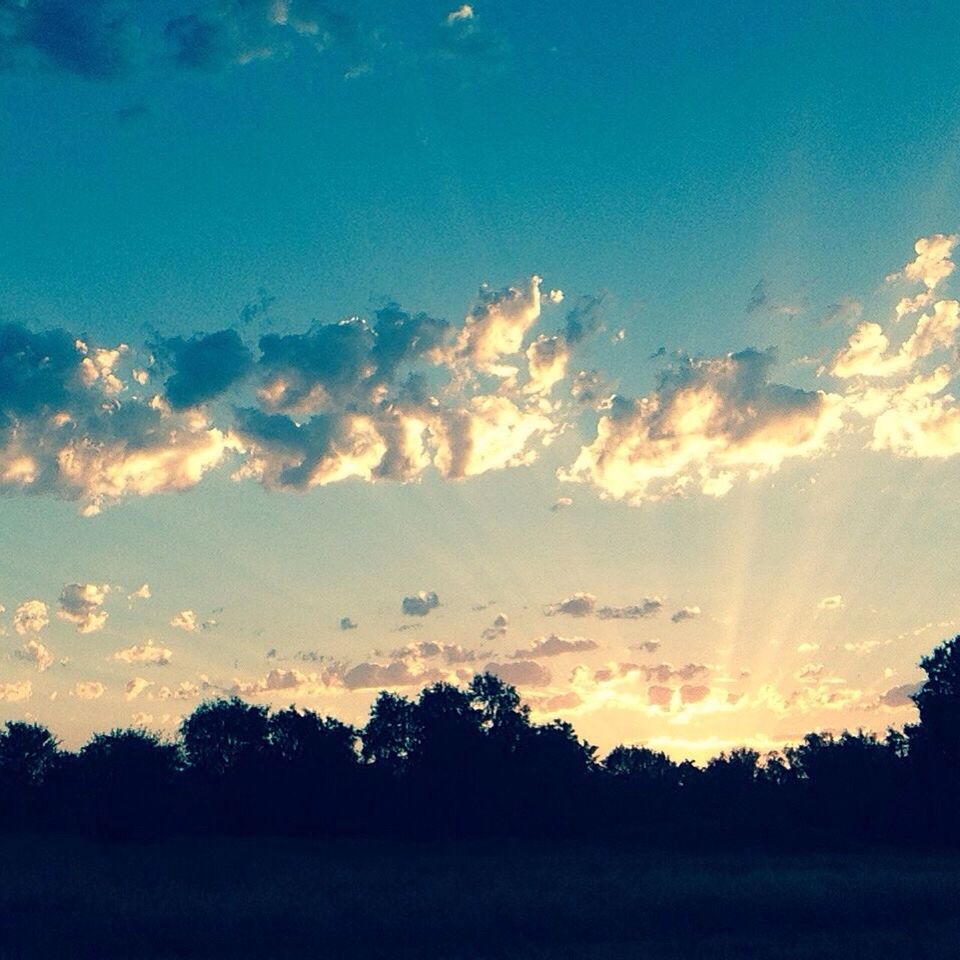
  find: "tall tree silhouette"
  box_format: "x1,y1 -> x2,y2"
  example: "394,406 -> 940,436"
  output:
0,721 -> 60,827
76,728 -> 181,840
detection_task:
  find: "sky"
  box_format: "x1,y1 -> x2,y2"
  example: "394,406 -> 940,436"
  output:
2,0 -> 960,761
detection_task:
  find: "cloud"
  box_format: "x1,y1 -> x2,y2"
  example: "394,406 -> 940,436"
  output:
528,691 -> 582,712
0,321 -> 233,514
58,582 -> 110,633
14,600 -> 49,636
170,610 -> 198,631
561,348 -> 843,503
446,5 -> 474,25
795,663 -> 826,683
550,496 -> 573,511
630,640 -> 661,654
483,660 -> 552,687
895,234 -> 957,292
545,593 -> 663,622
452,277 -> 544,377
0,0 -> 135,79
0,680 -> 32,702
510,634 -> 598,659
125,677 -> 154,701
831,301 -> 960,379
161,330 -> 254,410
388,641 -> 481,665
0,274 -> 584,513
544,592 -> 596,617
864,365 -> 960,459
822,297 -> 863,327
435,1 -> 508,64
746,280 -> 768,314
401,591 -> 440,617
679,684 -> 710,705
647,685 -> 672,708
157,678 -> 212,701
74,680 -> 106,700
671,606 -> 701,624
746,280 -> 801,317
879,682 -> 921,708
593,662 -> 640,683
340,617 -> 358,630
14,638 -> 54,672
597,599 -> 663,620
481,612 -> 508,641
340,660 -> 439,691
165,0 -> 370,73
128,583 -> 151,602
641,663 -> 708,684
113,641 -> 172,666
233,667 -> 314,696
817,595 -> 844,610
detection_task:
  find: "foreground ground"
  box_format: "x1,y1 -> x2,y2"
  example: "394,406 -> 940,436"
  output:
1,836 -> 959,959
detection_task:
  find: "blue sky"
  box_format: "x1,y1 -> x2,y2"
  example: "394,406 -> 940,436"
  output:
2,1 -> 960,758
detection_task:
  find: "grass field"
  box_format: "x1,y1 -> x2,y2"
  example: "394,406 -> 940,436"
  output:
1,835 -> 959,959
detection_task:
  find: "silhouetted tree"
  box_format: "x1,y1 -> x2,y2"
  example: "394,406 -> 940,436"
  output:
180,697 -> 270,777
0,721 -> 59,787
265,708 -> 361,835
361,691 -> 420,770
0,721 -> 60,828
908,636 -> 960,769
8,635 -> 960,848
77,728 -> 181,840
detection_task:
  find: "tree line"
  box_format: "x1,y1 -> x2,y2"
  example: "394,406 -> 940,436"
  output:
3,636 -> 960,847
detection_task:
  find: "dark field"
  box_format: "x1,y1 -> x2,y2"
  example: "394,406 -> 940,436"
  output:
1,837 -> 960,959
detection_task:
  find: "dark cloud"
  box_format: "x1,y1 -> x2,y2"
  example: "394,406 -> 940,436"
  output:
563,294 -> 605,346
671,606 -> 701,624
544,593 -> 596,618
165,0 -> 369,74
341,660 -> 431,690
483,660 -> 551,688
257,319 -> 374,410
402,591 -> 439,617
339,617 -> 358,630
1,0 -> 135,79
0,323 -> 83,419
597,599 -> 663,620
822,297 -> 863,327
388,640 -> 480,665
545,593 -> 663,621
630,640 -> 661,654
879,682 -> 921,708
239,288 -> 276,327
481,612 -> 508,642
511,634 -> 598,659
641,663 -> 708,684
746,279 -> 768,314
369,303 -> 449,385
162,329 -> 253,409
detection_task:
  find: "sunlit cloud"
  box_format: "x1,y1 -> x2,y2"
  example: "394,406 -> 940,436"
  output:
14,600 -> 49,636
561,348 -> 844,503
58,583 -> 110,634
